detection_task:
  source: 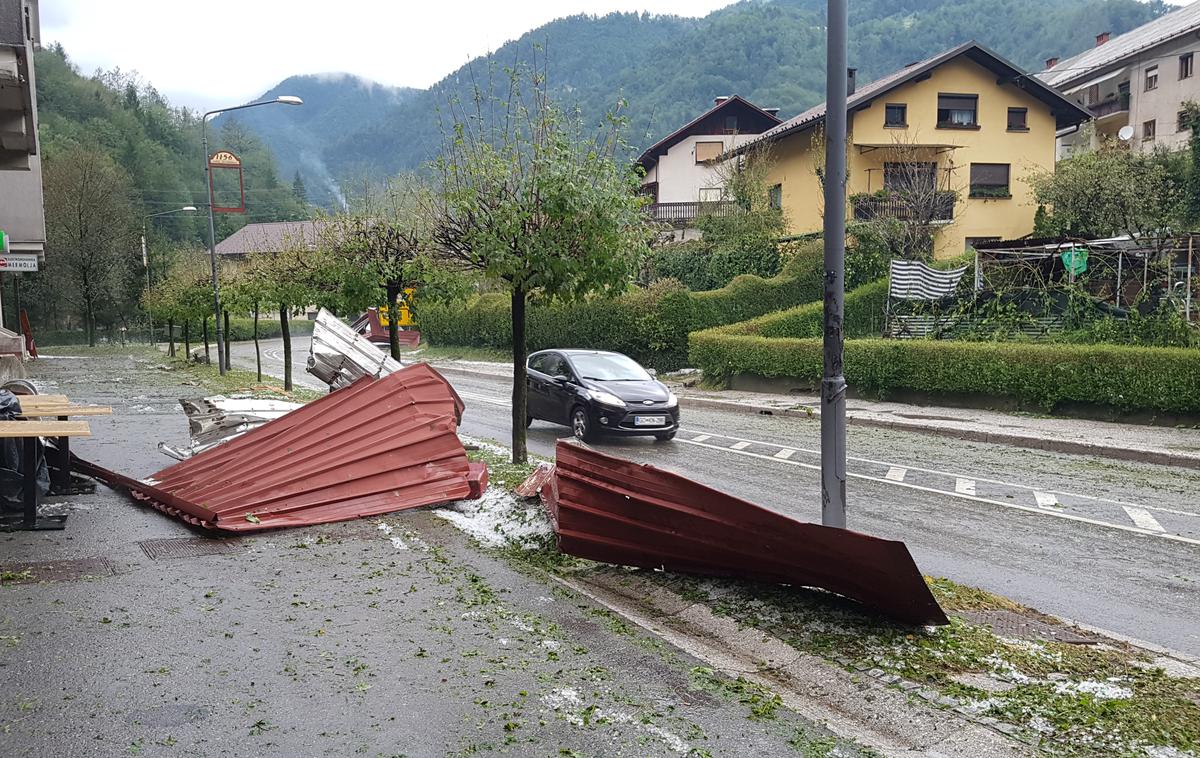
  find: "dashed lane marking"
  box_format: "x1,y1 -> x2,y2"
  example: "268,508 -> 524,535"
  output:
955,478 -> 976,496
673,436 -> 1200,547
676,427 -> 1198,519
730,441 -> 752,450
1035,491 -> 1059,508
1123,506 -> 1166,532
885,466 -> 907,482
775,448 -> 796,460
691,434 -> 711,443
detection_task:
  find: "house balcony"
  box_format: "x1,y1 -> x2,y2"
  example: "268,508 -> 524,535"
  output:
851,191 -> 956,223
1088,93 -> 1130,123
646,200 -> 740,227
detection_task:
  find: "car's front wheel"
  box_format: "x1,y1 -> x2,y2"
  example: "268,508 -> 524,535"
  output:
654,431 -> 676,442
571,406 -> 596,442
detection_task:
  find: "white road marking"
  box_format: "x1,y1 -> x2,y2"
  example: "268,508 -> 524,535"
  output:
677,427 -> 1197,519
1034,491 -> 1059,508
775,448 -> 796,460
1123,506 -> 1165,532
691,434 -> 711,442
885,466 -> 907,482
955,478 -> 976,496
730,441 -> 752,450
456,391 -> 508,407
674,437 -> 1200,547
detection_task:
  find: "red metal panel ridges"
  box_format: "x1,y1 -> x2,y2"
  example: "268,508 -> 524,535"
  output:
548,441 -> 948,626
77,363 -> 481,532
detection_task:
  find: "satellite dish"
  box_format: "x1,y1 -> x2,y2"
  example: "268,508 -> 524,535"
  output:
1117,125 -> 1135,141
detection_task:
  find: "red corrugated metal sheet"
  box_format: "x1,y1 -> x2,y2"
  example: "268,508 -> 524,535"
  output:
78,364 -> 482,532
548,441 -> 948,626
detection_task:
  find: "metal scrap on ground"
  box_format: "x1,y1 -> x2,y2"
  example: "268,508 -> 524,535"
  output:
158,396 -> 303,460
78,363 -> 483,532
526,441 -> 947,626
308,307 -> 403,390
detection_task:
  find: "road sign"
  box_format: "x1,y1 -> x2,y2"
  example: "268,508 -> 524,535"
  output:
0,229 -> 8,254
0,253 -> 39,272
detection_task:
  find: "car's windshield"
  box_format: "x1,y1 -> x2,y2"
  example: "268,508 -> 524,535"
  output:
570,353 -> 651,382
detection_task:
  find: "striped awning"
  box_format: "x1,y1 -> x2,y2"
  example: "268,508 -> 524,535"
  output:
889,259 -> 968,300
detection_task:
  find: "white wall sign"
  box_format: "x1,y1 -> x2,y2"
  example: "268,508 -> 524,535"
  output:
0,254 -> 39,272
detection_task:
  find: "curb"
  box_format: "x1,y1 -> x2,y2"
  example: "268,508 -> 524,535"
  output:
425,362 -> 1200,471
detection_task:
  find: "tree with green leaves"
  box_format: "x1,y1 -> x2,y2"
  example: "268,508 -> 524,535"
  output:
1029,141 -> 1187,240
428,65 -> 653,463
292,170 -> 308,203
42,147 -> 140,346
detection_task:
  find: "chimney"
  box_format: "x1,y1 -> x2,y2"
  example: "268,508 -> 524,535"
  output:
1045,56 -> 1059,69
714,96 -> 730,105
763,107 -> 780,116
1096,31 -> 1110,46
847,68 -> 857,96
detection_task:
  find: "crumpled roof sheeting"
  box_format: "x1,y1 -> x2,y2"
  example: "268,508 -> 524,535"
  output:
308,307 -> 403,390
159,396 -> 304,460
548,441 -> 948,626
79,364 -> 477,532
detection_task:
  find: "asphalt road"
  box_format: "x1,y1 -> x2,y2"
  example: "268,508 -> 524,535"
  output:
232,338 -> 1200,657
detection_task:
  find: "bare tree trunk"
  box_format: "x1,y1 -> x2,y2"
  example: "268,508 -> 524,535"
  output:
280,303 -> 293,391
167,318 -> 176,357
223,309 -> 231,370
510,287 -> 528,464
183,320 -> 191,359
253,303 -> 261,382
386,283 -> 401,361
202,317 -> 210,364
86,302 -> 96,347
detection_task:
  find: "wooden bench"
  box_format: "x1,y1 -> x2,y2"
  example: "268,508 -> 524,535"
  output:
0,419 -> 92,530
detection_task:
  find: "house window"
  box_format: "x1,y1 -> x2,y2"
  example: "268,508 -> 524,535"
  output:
768,183 -> 782,210
1181,53 -> 1194,80
937,94 -> 978,128
698,187 -> 724,202
884,103 -> 907,127
723,115 -> 738,133
1143,119 -> 1156,140
1145,65 -> 1158,91
969,163 -> 1010,198
1007,108 -> 1028,131
695,141 -> 723,163
883,162 -> 937,193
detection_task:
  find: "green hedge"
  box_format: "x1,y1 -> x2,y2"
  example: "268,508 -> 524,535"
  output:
420,239 -> 826,370
688,333 -> 1200,413
718,277 -> 890,339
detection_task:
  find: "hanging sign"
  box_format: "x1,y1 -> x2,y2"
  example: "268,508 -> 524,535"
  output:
0,253 -> 39,271
208,150 -> 246,214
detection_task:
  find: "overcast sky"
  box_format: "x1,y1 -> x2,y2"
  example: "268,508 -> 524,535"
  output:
40,1 -> 736,110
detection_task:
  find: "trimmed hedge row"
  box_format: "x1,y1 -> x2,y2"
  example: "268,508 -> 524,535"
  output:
420,240 -> 826,370
688,333 -> 1200,413
720,278 -> 890,339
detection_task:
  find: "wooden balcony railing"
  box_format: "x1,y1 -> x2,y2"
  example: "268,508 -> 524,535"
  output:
1089,93 -> 1130,119
646,200 -> 741,227
851,191 -> 956,223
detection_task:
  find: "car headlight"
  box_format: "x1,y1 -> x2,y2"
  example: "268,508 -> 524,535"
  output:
666,392 -> 678,408
587,390 -> 626,408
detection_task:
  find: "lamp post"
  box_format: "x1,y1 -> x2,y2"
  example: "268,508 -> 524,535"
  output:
202,95 -> 303,374
143,206 -> 197,349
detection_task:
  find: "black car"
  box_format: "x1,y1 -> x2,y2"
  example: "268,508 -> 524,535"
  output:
526,349 -> 680,442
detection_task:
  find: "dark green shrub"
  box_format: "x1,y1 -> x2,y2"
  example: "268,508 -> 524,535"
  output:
688,332 -> 1200,414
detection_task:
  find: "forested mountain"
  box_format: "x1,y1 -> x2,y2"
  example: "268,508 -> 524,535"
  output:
212,74 -> 416,208
34,43 -> 308,247
299,0 -> 1166,185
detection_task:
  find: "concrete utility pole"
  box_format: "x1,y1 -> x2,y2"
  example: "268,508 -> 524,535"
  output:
821,0 -> 849,528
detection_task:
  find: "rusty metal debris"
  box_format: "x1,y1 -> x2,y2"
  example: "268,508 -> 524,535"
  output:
514,462 -> 555,499
351,308 -> 421,348
78,364 -> 480,532
159,396 -> 303,460
541,441 -> 948,626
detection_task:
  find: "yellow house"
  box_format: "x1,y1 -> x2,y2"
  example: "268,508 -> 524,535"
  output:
735,42 -> 1091,259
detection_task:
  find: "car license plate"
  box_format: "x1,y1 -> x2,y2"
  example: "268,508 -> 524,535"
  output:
634,415 -> 666,427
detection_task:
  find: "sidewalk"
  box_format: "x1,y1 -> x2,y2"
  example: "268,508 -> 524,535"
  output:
413,356 -> 1200,470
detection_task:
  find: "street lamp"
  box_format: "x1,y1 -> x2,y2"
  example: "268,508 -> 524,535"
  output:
142,206 -> 198,349
202,95 -> 303,374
